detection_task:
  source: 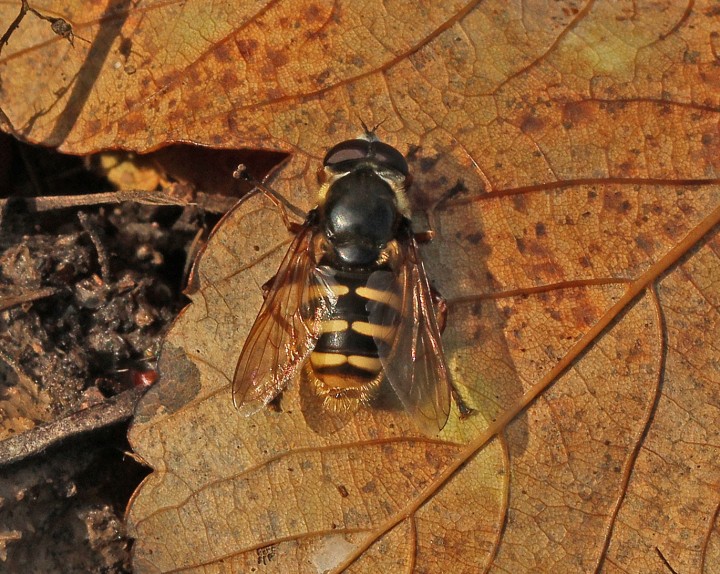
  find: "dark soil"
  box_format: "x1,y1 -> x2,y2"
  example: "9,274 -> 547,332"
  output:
0,136 -> 225,573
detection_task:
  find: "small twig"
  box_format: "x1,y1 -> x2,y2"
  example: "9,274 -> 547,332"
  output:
0,286 -> 58,312
0,0 -> 29,57
0,387 -> 144,468
0,0 -> 29,136
193,191 -> 240,214
0,1 -> 78,55
0,189 -> 234,242
0,1 -> 82,134
78,211 -> 111,282
0,190 -> 190,212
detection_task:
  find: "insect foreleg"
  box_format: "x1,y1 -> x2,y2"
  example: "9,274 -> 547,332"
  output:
233,164 -> 306,233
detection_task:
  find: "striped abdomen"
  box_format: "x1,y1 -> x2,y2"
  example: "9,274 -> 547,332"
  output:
307,267 -> 401,407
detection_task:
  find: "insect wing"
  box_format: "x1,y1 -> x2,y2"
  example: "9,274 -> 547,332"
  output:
367,239 -> 452,433
232,225 -> 337,414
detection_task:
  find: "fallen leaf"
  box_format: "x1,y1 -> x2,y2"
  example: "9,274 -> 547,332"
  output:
0,1 -> 713,180
4,0 -> 713,572
127,181 -> 720,572
128,192 -> 507,573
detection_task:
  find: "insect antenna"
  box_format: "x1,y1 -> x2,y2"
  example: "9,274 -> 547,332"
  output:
357,117 -> 386,141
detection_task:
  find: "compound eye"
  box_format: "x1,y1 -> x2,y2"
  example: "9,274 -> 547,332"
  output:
371,142 -> 409,176
323,139 -> 370,167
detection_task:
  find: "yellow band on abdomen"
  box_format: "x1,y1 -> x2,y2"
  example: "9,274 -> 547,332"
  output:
347,355 -> 382,373
351,321 -> 395,343
320,319 -> 349,333
355,286 -> 402,310
310,352 -> 347,368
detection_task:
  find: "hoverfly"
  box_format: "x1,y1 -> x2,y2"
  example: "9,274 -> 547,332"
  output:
233,130 -> 470,434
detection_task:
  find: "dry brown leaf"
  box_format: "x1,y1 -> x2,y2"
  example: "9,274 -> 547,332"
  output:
1,1 -> 715,175
127,192 -> 508,573
126,182 -> 720,572
4,0 -> 712,572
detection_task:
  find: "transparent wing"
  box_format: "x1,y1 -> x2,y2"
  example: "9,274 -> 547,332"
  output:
367,238 -> 452,434
232,223 -> 337,414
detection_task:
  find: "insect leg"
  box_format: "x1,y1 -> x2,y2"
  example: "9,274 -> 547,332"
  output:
451,386 -> 475,419
431,284 -> 476,419
429,285 -> 448,333
261,275 -> 276,299
233,164 -> 306,233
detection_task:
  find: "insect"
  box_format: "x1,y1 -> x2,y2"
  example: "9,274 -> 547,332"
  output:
232,130 -> 470,433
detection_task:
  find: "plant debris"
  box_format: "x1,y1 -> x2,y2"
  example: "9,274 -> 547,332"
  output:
0,201 -> 197,417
